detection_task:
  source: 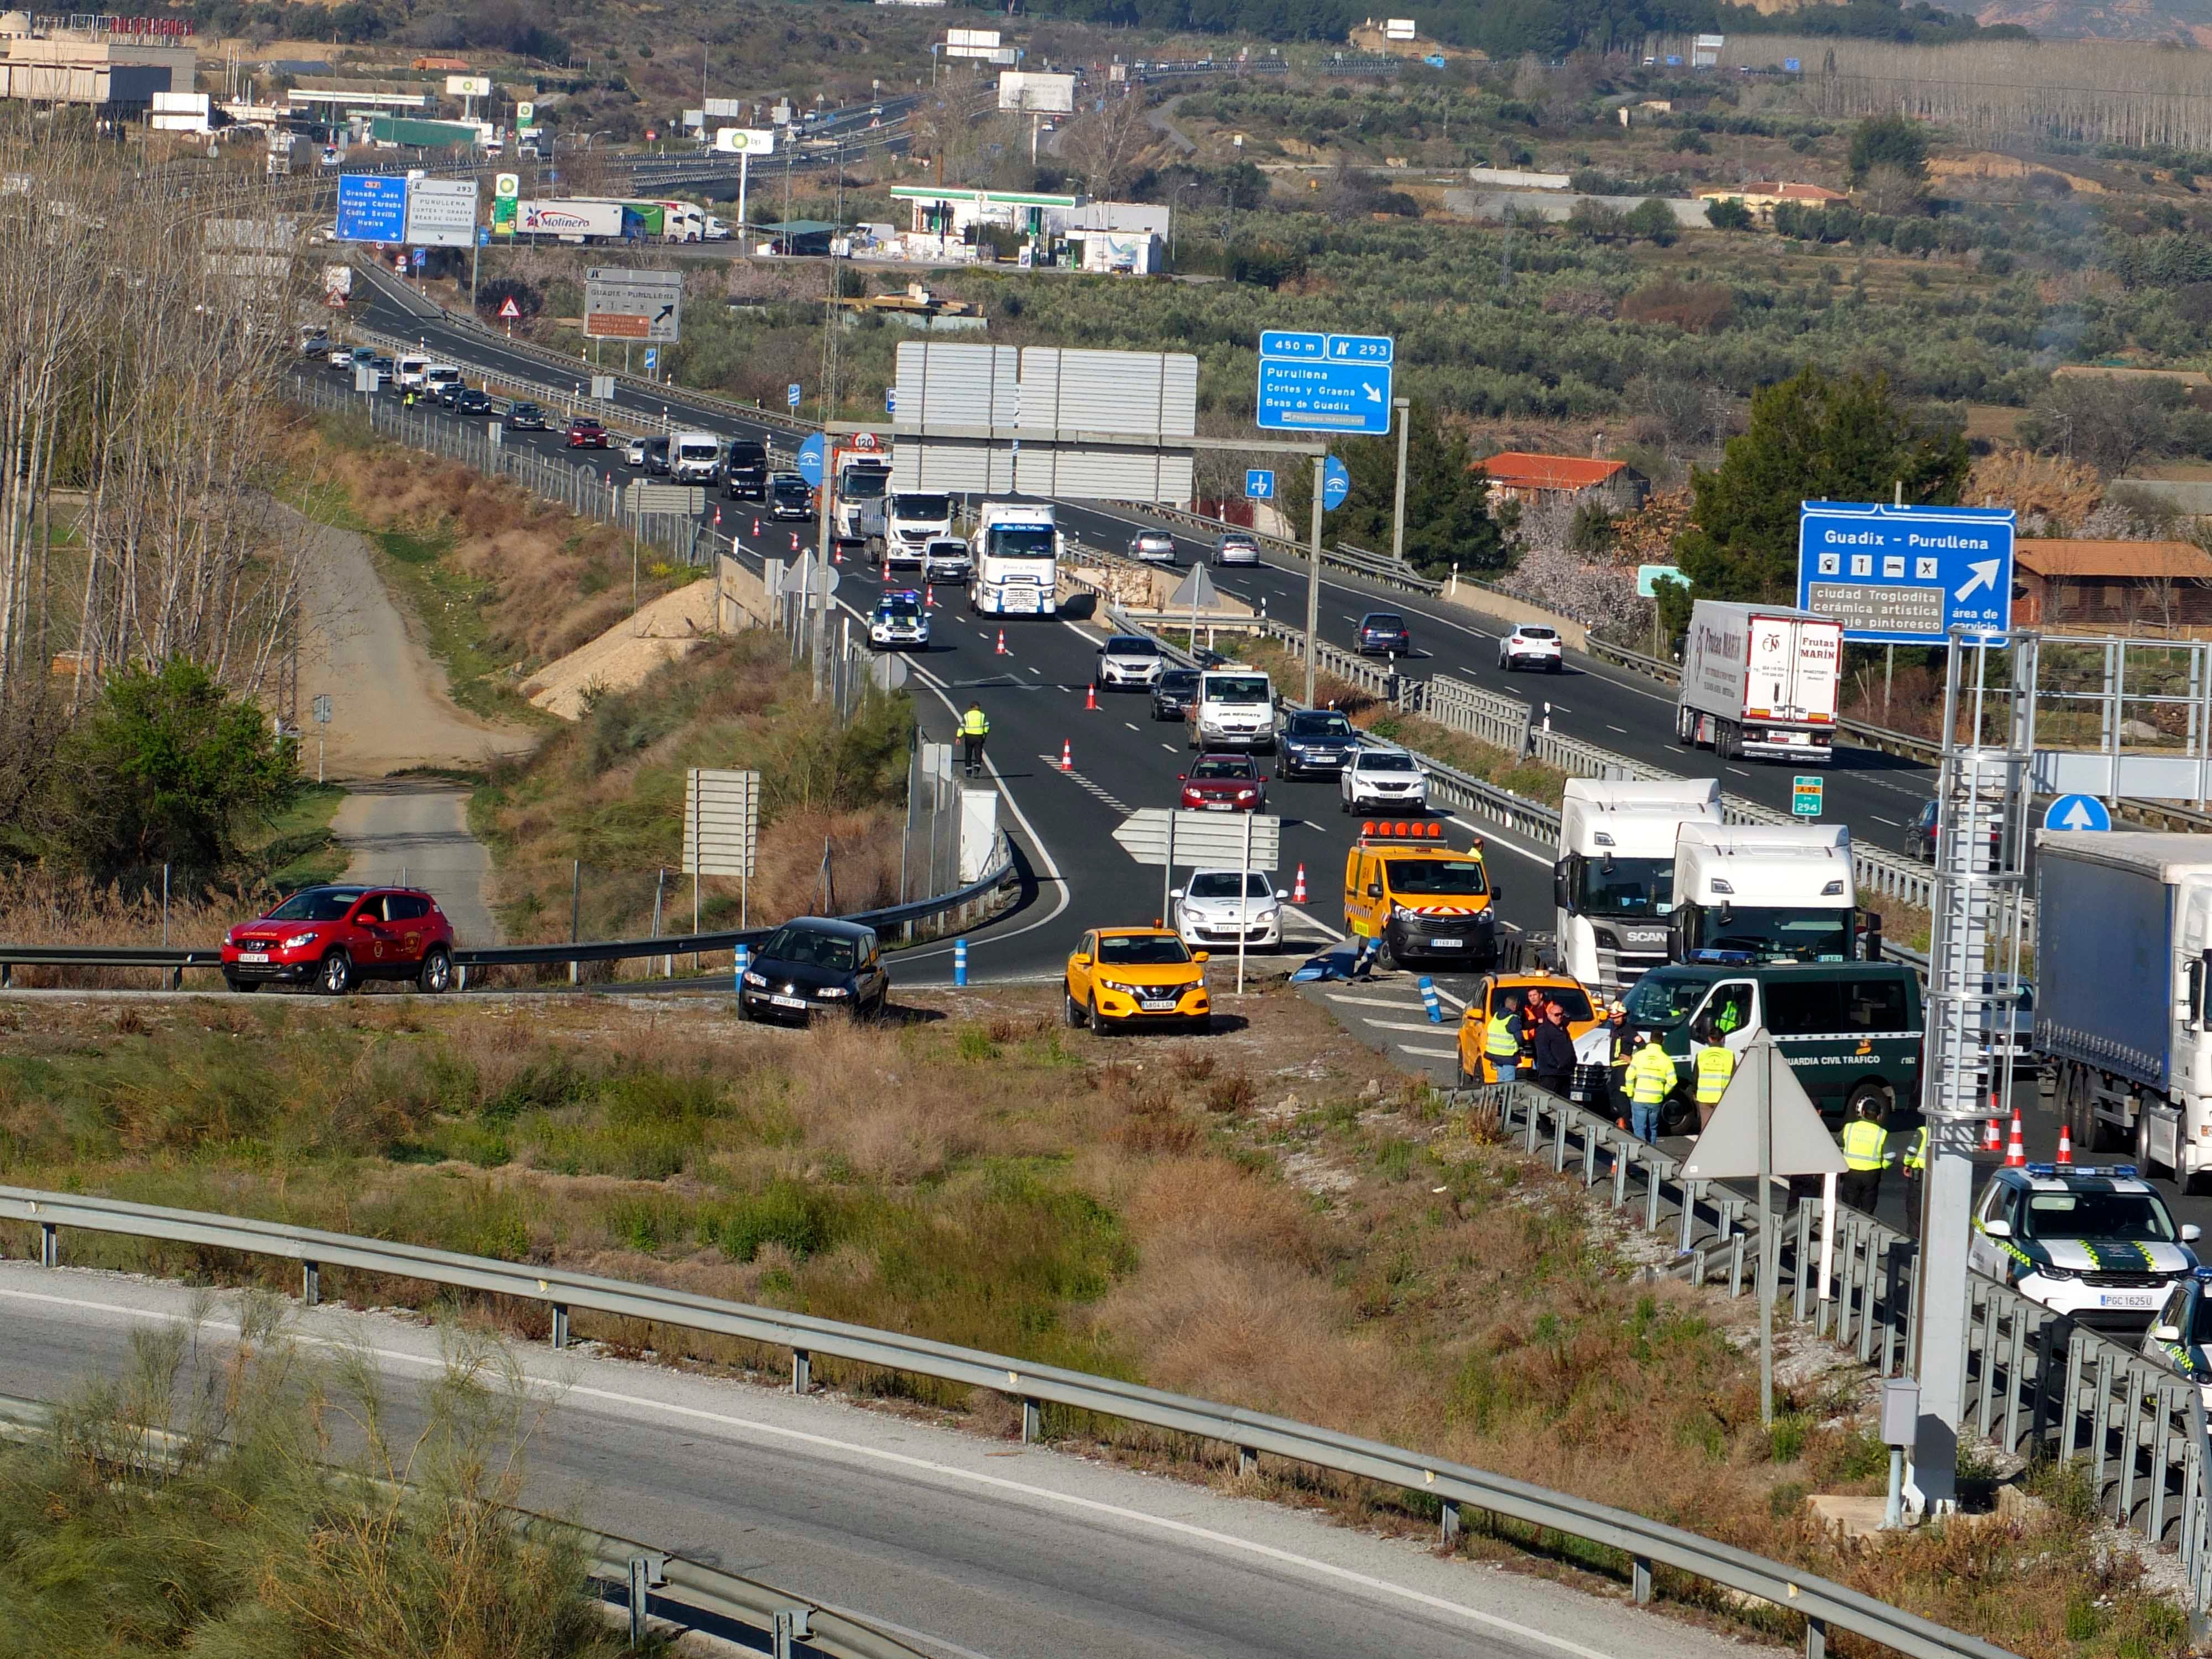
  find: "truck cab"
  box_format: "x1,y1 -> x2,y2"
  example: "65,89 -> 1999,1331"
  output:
1553,778 -> 1722,992
832,450 -> 892,548
884,490 -> 955,571
1670,824 -> 1858,966
968,501 -> 1060,617
1343,821 -> 1500,969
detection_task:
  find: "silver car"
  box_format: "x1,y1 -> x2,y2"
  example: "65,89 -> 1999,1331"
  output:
1214,531 -> 1261,567
1129,530 -> 1178,565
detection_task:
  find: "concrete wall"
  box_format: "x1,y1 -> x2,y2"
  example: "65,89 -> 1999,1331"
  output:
717,553 -> 775,632
1436,574 -> 1590,650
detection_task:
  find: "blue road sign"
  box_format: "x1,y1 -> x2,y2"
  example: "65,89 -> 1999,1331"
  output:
1784,56 -> 1802,71
1257,330 -> 1394,435
797,433 -> 827,488
644,347 -> 658,372
2043,794 -> 2112,832
1797,501 -> 2016,645
411,247 -> 426,268
1245,468 -> 1275,501
886,388 -> 897,415
1425,53 -> 1447,66
335,173 -> 406,243
1322,455 -> 1350,512
787,382 -> 802,409
1666,54 -> 1682,65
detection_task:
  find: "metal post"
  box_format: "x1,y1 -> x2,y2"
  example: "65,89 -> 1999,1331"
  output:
1303,453 -> 1324,709
1022,1398 -> 1042,1443
792,1348 -> 811,1394
570,860 -> 582,987
302,1260 -> 320,1307
551,1303 -> 569,1348
1389,397 -> 1411,567
813,482 -> 832,702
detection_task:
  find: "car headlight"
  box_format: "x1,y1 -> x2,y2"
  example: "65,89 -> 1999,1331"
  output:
742,971 -> 767,987
281,932 -> 317,949
1258,907 -> 1280,923
817,986 -> 849,999
2034,1263 -> 2077,1281
1100,979 -> 1143,998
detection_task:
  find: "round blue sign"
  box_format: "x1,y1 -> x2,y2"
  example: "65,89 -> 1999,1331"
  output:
1322,455 -> 1350,512
2042,793 -> 2111,833
797,434 -> 827,488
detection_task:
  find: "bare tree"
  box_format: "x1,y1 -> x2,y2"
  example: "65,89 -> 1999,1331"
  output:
1057,88 -> 1158,201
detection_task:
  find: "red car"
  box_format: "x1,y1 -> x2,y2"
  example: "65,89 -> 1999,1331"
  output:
1179,753 -> 1267,812
566,418 -> 610,448
221,885 -> 456,995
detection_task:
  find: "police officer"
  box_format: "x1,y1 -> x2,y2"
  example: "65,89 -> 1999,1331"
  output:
1626,1031 -> 1677,1144
1606,1001 -> 1634,1126
959,701 -> 989,776
1692,1021 -> 1736,1131
1485,993 -> 1524,1084
1840,1098 -> 1892,1213
1899,1119 -> 1929,1238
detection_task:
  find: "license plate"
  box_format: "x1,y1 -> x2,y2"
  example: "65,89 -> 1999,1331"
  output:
1204,803 -> 1234,812
769,993 -> 808,1010
1140,999 -> 1177,1012
1430,938 -> 1463,950
239,952 -> 269,964
2099,1292 -> 2158,1308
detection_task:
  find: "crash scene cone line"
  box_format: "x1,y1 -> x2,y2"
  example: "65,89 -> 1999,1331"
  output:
1060,740 -> 1073,771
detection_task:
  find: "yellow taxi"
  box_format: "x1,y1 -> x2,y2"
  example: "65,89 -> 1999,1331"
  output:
1064,926 -> 1212,1035
1454,971 -> 1605,1087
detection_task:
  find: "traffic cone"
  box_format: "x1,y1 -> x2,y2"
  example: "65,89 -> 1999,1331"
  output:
2056,1120 -> 2074,1166
790,533 -> 800,552
1983,1115 -> 2001,1153
1292,863 -> 1308,904
924,586 -> 936,609
1060,739 -> 1073,772
713,507 -> 722,528
1084,684 -> 1098,711
995,629 -> 1008,656
752,518 -> 760,536
2005,1109 -> 2027,1168
832,542 -> 843,565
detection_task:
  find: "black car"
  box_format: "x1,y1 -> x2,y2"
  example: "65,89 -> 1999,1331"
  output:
766,472 -> 813,519
1152,667 -> 1201,722
1277,708 -> 1359,778
1907,799 -> 1938,862
507,401 -> 548,430
434,379 -> 467,409
1357,611 -> 1412,656
453,388 -> 494,418
724,440 -> 770,499
739,917 -> 890,1023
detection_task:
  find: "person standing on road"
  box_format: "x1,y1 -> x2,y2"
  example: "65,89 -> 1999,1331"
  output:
960,701 -> 989,778
1531,999 -> 1575,1098
1625,1031 -> 1676,1144
1485,993 -> 1524,1084
1899,1119 -> 1928,1238
1693,1021 -> 1736,1131
1606,1001 -> 1634,1127
1840,1099 -> 1892,1213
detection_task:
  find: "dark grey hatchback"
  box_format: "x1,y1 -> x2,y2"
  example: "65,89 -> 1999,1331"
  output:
739,917 -> 889,1022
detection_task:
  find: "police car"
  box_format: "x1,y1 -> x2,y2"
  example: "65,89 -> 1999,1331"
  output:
867,591 -> 929,650
2141,1269 -> 2212,1405
1968,1163 -> 2201,1329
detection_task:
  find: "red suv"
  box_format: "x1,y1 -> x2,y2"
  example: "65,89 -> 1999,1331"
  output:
221,885 -> 456,995
565,418 -> 609,448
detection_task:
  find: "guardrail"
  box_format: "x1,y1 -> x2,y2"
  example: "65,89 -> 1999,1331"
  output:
0,1392 -> 928,1659
1110,501 -> 1445,598
0,1183 -> 2025,1659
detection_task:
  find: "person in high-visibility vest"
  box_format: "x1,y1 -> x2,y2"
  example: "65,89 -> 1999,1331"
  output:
960,701 -> 989,777
1839,1099 -> 1892,1213
1625,1032 -> 1677,1144
1484,993 -> 1524,1084
1692,1021 -> 1736,1131
1899,1120 -> 1929,1238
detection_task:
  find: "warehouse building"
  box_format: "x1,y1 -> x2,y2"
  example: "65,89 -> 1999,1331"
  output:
0,13 -> 191,115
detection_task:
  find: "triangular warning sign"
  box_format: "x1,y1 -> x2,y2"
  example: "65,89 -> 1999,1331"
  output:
498,298 -> 521,320
1167,562 -> 1218,612
1680,1034 -> 1848,1180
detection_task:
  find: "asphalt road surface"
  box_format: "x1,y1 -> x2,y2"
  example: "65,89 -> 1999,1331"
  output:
0,1262 -> 1764,1659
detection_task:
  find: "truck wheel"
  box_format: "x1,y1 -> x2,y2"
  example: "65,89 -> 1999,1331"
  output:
1674,705 -> 1695,747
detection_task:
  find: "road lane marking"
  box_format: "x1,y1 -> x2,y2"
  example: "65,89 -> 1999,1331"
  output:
1606,724 -> 1629,734
1328,994 -> 1425,1009
1125,722 -> 1140,732
1872,815 -> 1901,827
1368,1019 -> 1453,1032
1400,1045 -> 1459,1060
1725,766 -> 1751,778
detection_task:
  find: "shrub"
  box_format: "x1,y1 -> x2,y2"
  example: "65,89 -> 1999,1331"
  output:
1619,279 -> 1734,333
1704,197 -> 1754,232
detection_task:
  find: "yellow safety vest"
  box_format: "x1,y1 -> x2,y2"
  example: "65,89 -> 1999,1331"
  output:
1693,1044 -> 1735,1106
1843,1118 -> 1890,1172
961,707 -> 989,737
1628,1044 -> 1676,1107
1485,1014 -> 1519,1059
1902,1125 -> 1928,1173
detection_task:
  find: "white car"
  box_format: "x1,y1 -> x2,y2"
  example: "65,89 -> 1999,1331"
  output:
867,591 -> 929,650
1500,624 -> 1564,672
1172,868 -> 1287,951
1341,748 -> 1428,814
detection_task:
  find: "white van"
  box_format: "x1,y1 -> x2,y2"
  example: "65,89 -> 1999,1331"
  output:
393,354 -> 432,390
1187,666 -> 1277,753
420,364 -> 463,401
670,431 -> 722,484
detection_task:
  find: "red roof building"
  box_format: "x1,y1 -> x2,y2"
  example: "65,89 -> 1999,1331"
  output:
1477,452 -> 1649,512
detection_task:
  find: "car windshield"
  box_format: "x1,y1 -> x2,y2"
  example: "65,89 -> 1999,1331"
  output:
839,466 -> 889,500
1220,534 -> 1255,547
1159,671 -> 1198,693
1361,753 -> 1416,771
1524,985 -> 1595,1022
774,478 -> 810,499
1572,855 -> 1674,917
1699,908 -> 1853,963
1187,872 -> 1272,900
2192,1291 -> 2212,1347
761,926 -> 859,972
892,493 -> 950,519
880,598 -> 921,618
1191,757 -> 1253,779
678,441 -> 717,460
987,526 -> 1055,559
1383,858 -> 1487,896
728,444 -> 765,463
2021,1190 -> 2177,1244
1204,675 -> 1269,705
1106,636 -> 1157,656
1286,712 -> 1353,737
1623,972 -> 1709,1027
1097,933 -> 1192,966
513,403 -> 540,417
266,888 -> 366,922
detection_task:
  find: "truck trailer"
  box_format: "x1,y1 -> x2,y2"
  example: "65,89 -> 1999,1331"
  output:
1676,600 -> 1842,764
1552,778 -> 1723,992
2038,831 -> 2212,1186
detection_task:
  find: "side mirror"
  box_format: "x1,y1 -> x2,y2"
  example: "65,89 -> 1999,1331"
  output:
1177,774 -> 1186,781
1668,917 -> 1685,959
1366,882 -> 1383,899
1553,861 -> 1570,911
2154,1323 -> 2183,1342
2187,1224 -> 2204,1244
1981,1218 -> 2012,1239
1192,951 -> 1211,963
1073,952 -> 1092,966
1170,888 -> 1185,900
1275,889 -> 1290,901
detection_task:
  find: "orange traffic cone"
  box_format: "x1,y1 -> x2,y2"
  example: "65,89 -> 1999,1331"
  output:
2056,1120 -> 2074,1166
752,518 -> 760,536
924,586 -> 936,609
790,533 -> 800,552
1084,683 -> 1098,711
832,542 -> 843,564
1060,740 -> 1073,772
1292,863 -> 1308,904
713,507 -> 722,528
2005,1109 -> 2027,1168
995,629 -> 1008,656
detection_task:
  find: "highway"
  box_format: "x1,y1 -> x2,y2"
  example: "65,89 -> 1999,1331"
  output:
0,1262 -> 1762,1659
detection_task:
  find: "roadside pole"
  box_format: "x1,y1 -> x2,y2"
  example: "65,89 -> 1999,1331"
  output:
1303,452 -> 1323,708
813,464 -> 833,702
1237,810 -> 1253,996
1389,397 -> 1411,567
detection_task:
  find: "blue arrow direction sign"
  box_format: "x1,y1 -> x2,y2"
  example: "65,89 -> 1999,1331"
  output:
1322,455 -> 1350,511
1258,330 -> 1395,435
797,433 -> 827,488
336,173 -> 406,243
1245,468 -> 1275,500
2043,793 -> 2111,832
1796,501 -> 2016,645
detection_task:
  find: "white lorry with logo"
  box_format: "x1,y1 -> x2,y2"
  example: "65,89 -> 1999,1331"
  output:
1670,823 -> 1859,966
1187,666 -> 1277,753
1553,778 -> 1723,992
968,501 -> 1060,617
1676,600 -> 1842,764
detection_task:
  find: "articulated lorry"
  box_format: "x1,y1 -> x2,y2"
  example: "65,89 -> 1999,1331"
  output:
1669,823 -> 1859,965
1552,779 -> 1723,992
2038,832 -> 2212,1185
1676,600 -> 1842,765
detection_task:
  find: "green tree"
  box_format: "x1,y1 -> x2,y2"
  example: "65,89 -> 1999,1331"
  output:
1627,197 -> 1681,245
1846,114 -> 1929,187
1279,400 -> 1507,577
54,658 -> 295,881
1703,196 -> 1754,232
1668,367 -> 1969,628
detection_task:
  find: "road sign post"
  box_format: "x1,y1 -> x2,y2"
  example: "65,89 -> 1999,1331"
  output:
1797,502 -> 2016,644
311,694 -> 331,784
1256,330 -> 1394,435
1792,775 -> 1823,817
584,267 -> 682,344
685,767 -> 760,932
1305,452 -> 1324,707
1245,468 -> 1274,501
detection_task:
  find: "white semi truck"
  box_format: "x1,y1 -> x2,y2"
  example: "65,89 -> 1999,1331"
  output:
884,489 -> 956,573
2038,832 -> 2212,1184
1552,779 -> 1724,992
1669,823 -> 1858,964
968,501 -> 1060,617
1676,599 -> 1843,764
